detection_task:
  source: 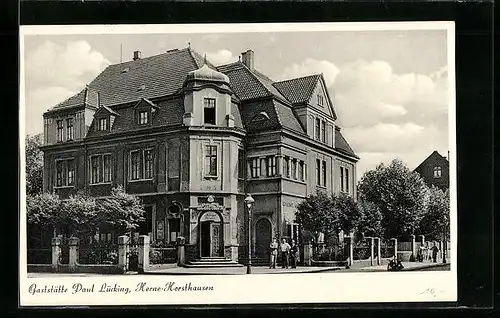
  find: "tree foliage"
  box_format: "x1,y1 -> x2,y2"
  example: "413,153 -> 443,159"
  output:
418,186 -> 450,241
25,134 -> 44,195
26,186 -> 146,238
357,159 -> 429,239
356,198 -> 384,238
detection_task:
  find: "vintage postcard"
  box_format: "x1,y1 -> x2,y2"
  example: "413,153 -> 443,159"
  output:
19,22 -> 457,306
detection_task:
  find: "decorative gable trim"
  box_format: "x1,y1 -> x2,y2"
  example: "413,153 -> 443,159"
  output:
133,98 -> 160,111
317,74 -> 337,120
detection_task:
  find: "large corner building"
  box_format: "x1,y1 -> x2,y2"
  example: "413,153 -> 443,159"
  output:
41,47 -> 359,263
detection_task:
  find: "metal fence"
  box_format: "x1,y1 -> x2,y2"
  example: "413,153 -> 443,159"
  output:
353,241 -> 370,260
312,243 -> 346,261
27,248 -> 52,264
149,247 -> 177,265
380,241 -> 393,258
79,243 -> 119,265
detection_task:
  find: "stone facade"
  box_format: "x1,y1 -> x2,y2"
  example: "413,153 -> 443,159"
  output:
40,47 -> 359,263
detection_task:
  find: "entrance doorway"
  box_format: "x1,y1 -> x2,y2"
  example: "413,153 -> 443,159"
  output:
199,211 -> 223,258
255,218 -> 272,259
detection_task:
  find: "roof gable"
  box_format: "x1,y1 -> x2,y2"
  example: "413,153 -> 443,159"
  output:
133,98 -> 160,110
273,74 -> 320,105
94,105 -> 119,117
414,151 -> 449,171
309,75 -> 337,120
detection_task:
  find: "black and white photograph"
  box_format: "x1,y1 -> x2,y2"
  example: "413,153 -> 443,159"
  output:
20,22 -> 457,306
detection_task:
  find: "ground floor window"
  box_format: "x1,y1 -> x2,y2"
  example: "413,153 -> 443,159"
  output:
168,218 -> 181,243
138,206 -> 153,236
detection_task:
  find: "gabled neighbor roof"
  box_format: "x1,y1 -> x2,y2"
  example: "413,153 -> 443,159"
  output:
414,150 -> 449,172
273,74 -> 321,105
51,47 -> 213,110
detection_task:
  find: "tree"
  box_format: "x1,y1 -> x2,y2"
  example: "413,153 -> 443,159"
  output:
356,199 -> 383,238
418,186 -> 450,241
295,191 -> 362,244
25,134 -> 44,195
358,159 -> 429,239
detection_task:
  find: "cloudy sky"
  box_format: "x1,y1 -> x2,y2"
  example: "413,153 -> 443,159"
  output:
22,25 -> 451,181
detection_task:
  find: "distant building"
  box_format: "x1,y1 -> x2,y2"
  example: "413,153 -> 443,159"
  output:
414,151 -> 449,191
40,47 -> 359,263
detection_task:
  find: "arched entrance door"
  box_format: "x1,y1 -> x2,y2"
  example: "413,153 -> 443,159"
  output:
255,218 -> 272,259
199,211 -> 223,258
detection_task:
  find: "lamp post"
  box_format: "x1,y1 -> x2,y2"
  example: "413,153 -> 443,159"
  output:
244,194 -> 254,274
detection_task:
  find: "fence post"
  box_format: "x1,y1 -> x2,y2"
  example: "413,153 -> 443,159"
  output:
303,243 -> 312,266
368,237 -> 375,266
438,241 -> 443,261
419,234 -> 425,246
138,235 -> 150,274
410,234 -> 416,262
390,238 -> 398,259
68,237 -> 79,273
345,236 -> 353,267
177,236 -> 186,266
117,235 -> 129,273
375,237 -> 381,265
51,237 -> 61,272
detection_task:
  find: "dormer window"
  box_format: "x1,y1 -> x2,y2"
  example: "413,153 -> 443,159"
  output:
204,98 -> 216,125
139,110 -> 149,125
97,117 -> 108,131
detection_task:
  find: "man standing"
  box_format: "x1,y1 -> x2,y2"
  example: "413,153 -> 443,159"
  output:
269,238 -> 278,269
289,239 -> 298,269
280,238 -> 291,268
431,242 -> 439,263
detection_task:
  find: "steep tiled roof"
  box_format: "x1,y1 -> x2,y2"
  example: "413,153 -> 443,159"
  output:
335,129 -> 358,158
414,151 -> 449,172
273,74 -> 321,105
273,101 -> 305,134
52,48 -> 210,110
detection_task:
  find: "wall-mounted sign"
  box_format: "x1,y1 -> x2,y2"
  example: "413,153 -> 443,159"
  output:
200,211 -> 221,222
157,221 -> 164,240
283,201 -> 299,208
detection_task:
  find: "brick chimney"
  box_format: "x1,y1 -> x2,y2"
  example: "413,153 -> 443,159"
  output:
133,51 -> 142,61
241,49 -> 254,70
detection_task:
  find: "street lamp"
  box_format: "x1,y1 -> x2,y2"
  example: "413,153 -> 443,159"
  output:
244,194 -> 254,274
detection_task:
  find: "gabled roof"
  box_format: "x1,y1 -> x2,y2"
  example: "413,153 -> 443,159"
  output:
217,61 -> 289,104
51,47 -> 212,110
273,74 -> 321,105
335,128 -> 358,159
414,151 -> 449,172
95,105 -> 119,117
134,98 -> 159,110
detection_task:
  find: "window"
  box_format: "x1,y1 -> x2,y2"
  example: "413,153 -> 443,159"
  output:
260,158 -> 267,177
340,167 -> 345,192
251,157 -> 261,178
66,118 -> 74,141
291,159 -> 297,179
316,159 -> 321,186
315,118 -> 321,140
321,120 -> 326,143
144,149 -> 154,179
322,160 -> 327,186
90,156 -> 100,184
168,218 -> 181,243
238,149 -> 245,179
267,156 -> 276,177
138,111 -> 149,125
103,155 -> 112,182
205,145 -> 217,177
56,120 -> 64,142
434,166 -> 442,178
97,117 -> 107,131
345,168 -> 349,192
55,159 -> 75,187
318,95 -> 324,106
139,206 -> 153,235
283,157 -> 290,178
204,98 -> 216,125
130,151 -> 140,180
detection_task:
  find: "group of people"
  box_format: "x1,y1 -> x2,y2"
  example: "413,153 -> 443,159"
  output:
269,238 -> 299,269
417,241 -> 440,263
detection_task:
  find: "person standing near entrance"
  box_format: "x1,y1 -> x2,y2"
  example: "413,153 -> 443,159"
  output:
280,238 -> 291,268
289,239 -> 298,269
431,242 -> 439,263
269,238 -> 278,269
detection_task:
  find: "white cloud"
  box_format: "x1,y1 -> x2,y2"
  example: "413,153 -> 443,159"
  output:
279,58 -> 340,86
24,40 -> 110,136
25,40 -> 110,90
206,49 -> 236,66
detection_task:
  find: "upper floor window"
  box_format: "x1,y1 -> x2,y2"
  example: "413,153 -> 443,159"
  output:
129,149 -> 154,181
238,149 -> 245,179
138,111 -> 149,125
97,117 -> 108,131
318,95 -> 324,107
316,159 -> 321,186
315,118 -> 321,141
204,145 -> 218,177
283,157 -> 290,178
250,157 -> 261,178
340,166 -> 350,193
321,120 -> 326,143
298,161 -> 306,181
322,160 -> 327,186
66,118 -> 74,141
90,154 -> 112,184
433,166 -> 442,178
291,159 -> 297,179
55,158 -> 75,187
204,98 -> 216,125
267,156 -> 277,177
56,120 -> 64,142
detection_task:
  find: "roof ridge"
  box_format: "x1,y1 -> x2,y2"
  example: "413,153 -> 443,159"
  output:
239,63 -> 274,98
275,73 -> 321,84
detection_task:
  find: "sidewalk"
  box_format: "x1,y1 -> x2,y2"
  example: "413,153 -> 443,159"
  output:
339,261 -> 450,272
144,265 -> 345,275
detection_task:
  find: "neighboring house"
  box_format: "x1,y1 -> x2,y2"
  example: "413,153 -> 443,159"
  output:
414,151 -> 450,191
40,47 -> 359,263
